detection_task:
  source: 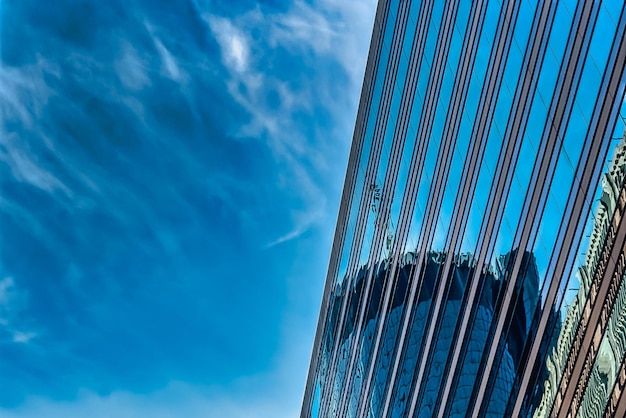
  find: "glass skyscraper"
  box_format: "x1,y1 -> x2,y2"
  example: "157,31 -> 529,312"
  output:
531,136 -> 626,418
301,0 -> 626,417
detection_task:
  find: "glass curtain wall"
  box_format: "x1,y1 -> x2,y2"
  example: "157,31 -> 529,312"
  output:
301,1 -> 626,417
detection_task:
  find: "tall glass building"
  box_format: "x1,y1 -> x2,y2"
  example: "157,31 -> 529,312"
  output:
301,0 -> 626,417
531,136 -> 626,418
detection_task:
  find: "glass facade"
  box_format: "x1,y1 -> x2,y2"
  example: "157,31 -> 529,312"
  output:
301,0 -> 626,417
531,137 -> 626,418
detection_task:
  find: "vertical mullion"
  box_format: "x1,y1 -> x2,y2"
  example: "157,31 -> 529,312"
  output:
468,1 -> 600,415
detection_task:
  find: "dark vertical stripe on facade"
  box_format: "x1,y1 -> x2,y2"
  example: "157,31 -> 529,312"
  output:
376,0 -> 497,415
436,0 -> 557,415
300,0 -> 391,415
394,2 -> 519,415
404,0 -> 520,415
559,206 -> 626,417
603,314 -> 626,418
511,4 -> 626,416
608,381 -> 626,418
551,11 -> 626,415
381,0 -> 489,414
355,1 -> 464,417
468,1 -> 600,416
335,0 -> 440,415
303,0 -> 626,417
338,0 -> 439,415
367,0 -> 459,412
317,0 -> 414,415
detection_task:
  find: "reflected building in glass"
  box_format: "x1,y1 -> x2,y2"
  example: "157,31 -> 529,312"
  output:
301,1 -> 626,417
533,136 -> 626,418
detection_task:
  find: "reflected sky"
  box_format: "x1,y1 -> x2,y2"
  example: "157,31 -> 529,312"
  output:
306,0 -> 626,417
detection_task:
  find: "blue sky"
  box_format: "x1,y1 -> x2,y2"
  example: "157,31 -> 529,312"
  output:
0,0 -> 375,416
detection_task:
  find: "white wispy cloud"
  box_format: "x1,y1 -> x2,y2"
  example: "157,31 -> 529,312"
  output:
270,1 -> 336,53
0,385 -> 298,418
114,42 -> 151,91
0,276 -> 23,331
0,61 -> 53,128
0,59 -> 76,201
202,0 -> 375,247
207,16 -> 249,73
12,331 -> 37,344
0,277 -> 15,320
204,12 -> 322,246
0,0 -> 377,415
265,206 -> 323,248
0,314 -> 314,418
154,38 -> 182,81
0,133 -> 71,196
0,276 -> 37,344
144,22 -> 185,82
270,0 -> 377,97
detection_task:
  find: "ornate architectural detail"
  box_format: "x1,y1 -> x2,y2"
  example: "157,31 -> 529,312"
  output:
534,137 -> 626,417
